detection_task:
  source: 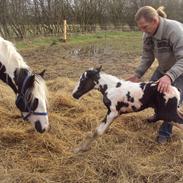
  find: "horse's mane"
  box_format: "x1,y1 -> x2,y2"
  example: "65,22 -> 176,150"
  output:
0,37 -> 29,78
0,37 -> 48,104
100,72 -> 123,82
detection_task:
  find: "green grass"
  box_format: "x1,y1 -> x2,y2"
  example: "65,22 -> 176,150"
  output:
68,31 -> 142,44
15,36 -> 60,50
14,31 -> 142,51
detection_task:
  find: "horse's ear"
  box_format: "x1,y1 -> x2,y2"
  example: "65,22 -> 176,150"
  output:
27,75 -> 35,88
96,65 -> 102,72
39,69 -> 46,78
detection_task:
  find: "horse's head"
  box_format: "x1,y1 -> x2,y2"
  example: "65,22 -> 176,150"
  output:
15,69 -> 49,133
72,66 -> 102,99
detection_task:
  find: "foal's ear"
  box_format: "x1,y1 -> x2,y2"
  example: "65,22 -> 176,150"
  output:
96,65 -> 102,72
27,75 -> 35,88
39,69 -> 46,78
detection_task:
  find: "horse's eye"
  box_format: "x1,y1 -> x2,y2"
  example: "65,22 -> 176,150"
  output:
81,77 -> 86,81
26,94 -> 32,102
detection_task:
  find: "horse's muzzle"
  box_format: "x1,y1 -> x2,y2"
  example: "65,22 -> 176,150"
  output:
35,120 -> 46,133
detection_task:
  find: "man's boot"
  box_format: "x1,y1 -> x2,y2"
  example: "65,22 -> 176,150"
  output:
156,122 -> 172,144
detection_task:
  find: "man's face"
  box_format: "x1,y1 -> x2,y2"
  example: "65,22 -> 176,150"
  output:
137,17 -> 158,35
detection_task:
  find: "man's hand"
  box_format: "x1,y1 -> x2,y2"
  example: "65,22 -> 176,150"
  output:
157,75 -> 172,93
127,75 -> 140,82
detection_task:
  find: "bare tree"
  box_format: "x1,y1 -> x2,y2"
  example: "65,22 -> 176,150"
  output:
0,0 -> 183,38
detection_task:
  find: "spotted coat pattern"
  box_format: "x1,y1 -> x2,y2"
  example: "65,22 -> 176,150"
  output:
72,67 -> 183,152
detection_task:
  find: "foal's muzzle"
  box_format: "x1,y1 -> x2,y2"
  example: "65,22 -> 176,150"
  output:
72,92 -> 83,99
72,92 -> 80,99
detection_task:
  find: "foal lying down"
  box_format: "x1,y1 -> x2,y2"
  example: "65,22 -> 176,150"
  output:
72,66 -> 183,153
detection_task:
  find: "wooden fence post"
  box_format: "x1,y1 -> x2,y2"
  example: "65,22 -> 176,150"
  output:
64,20 -> 67,42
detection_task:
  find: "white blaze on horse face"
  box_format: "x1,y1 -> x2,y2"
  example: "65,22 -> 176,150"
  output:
30,99 -> 49,130
73,74 -> 82,94
26,76 -> 49,132
22,94 -> 49,132
72,81 -> 80,95
72,72 -> 87,95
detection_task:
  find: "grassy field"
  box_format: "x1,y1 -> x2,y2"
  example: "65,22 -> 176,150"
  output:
0,32 -> 183,183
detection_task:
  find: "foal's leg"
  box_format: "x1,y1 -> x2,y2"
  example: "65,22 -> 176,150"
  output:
74,110 -> 118,153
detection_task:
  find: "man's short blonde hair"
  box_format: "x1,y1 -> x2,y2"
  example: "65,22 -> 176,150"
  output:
135,6 -> 167,22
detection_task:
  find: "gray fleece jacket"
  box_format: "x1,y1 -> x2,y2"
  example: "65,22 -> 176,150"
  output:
135,17 -> 183,82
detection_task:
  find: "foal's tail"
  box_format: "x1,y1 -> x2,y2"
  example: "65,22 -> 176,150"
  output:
172,108 -> 183,130
169,108 -> 183,130
175,108 -> 183,124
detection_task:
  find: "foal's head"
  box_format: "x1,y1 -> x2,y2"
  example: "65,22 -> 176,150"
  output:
15,69 -> 49,133
72,66 -> 102,99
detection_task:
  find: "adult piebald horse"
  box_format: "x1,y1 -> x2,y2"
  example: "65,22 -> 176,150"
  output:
0,36 -> 49,133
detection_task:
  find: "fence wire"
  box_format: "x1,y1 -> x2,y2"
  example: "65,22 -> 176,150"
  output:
0,24 -> 139,39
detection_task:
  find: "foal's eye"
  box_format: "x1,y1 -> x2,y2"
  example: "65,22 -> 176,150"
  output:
81,77 -> 86,81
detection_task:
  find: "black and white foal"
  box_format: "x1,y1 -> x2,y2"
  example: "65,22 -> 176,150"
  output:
72,66 -> 183,152
0,36 -> 49,133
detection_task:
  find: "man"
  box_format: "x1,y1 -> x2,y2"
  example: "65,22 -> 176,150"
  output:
128,6 -> 183,143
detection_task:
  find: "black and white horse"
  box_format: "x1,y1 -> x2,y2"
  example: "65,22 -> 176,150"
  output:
72,66 -> 183,152
0,36 -> 49,133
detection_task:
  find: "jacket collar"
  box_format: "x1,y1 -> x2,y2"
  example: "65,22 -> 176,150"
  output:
153,17 -> 165,40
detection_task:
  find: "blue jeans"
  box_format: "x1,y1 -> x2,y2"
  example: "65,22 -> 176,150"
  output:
150,68 -> 183,137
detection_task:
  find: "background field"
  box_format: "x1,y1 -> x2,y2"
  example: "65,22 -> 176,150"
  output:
0,32 -> 183,183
